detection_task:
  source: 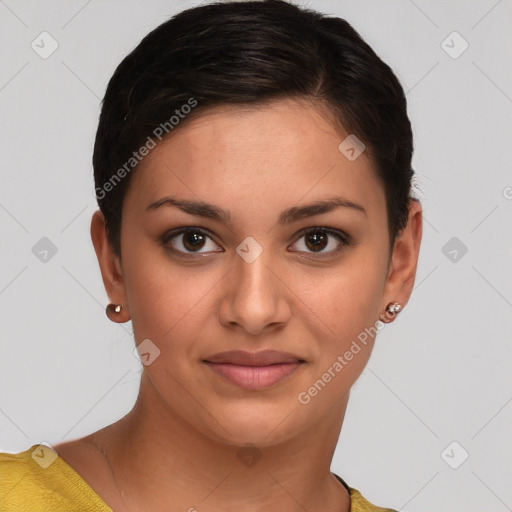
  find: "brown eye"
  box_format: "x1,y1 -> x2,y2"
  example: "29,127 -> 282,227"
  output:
304,231 -> 329,252
182,231 -> 207,251
162,228 -> 221,256
290,228 -> 350,256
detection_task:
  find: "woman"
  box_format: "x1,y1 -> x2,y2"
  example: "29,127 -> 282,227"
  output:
0,1 -> 422,510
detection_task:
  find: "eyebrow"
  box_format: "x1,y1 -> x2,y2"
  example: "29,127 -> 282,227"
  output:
145,195 -> 367,225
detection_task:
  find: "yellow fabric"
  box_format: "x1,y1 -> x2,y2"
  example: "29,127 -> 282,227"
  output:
1,445 -> 111,512
1,445 -> 397,511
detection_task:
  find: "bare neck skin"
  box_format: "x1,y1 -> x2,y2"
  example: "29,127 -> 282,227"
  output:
82,371 -> 351,512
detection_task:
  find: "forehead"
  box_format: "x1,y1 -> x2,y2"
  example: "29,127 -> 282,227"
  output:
125,98 -> 385,218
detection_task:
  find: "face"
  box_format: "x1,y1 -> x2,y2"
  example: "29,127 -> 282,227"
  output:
97,99 -> 404,446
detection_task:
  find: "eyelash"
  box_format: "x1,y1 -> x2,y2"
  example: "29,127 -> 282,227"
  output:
160,226 -> 353,260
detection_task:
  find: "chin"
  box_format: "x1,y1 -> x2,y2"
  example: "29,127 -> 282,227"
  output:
203,402 -> 307,448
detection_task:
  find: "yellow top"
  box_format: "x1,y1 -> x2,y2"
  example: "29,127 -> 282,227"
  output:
0,445 -> 397,511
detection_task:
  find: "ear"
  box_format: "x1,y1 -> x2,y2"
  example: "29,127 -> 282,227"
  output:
380,199 -> 423,320
90,210 -> 130,323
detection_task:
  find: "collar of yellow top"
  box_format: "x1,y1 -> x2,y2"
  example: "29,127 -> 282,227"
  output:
332,473 -> 397,512
2,445 -> 396,512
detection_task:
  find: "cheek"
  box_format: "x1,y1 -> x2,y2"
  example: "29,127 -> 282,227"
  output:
303,252 -> 386,337
121,240 -> 222,355
294,250 -> 388,378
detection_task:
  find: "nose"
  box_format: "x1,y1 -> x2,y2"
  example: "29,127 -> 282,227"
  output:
217,249 -> 291,336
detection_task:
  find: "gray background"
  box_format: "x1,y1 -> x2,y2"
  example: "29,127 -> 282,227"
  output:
1,1 -> 511,510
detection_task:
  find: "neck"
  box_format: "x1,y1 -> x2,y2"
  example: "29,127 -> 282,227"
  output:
91,371 -> 351,512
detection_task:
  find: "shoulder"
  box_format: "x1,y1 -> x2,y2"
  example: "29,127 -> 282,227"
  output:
0,444 -> 112,512
0,444 -> 70,511
333,473 -> 398,512
348,487 -> 398,512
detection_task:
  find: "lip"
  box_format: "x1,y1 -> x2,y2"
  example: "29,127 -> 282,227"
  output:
204,349 -> 304,366
203,350 -> 305,391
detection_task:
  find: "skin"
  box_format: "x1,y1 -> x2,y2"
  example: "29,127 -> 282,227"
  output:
54,98 -> 422,512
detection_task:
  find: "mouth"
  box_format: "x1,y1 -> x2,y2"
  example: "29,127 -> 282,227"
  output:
203,350 -> 306,391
